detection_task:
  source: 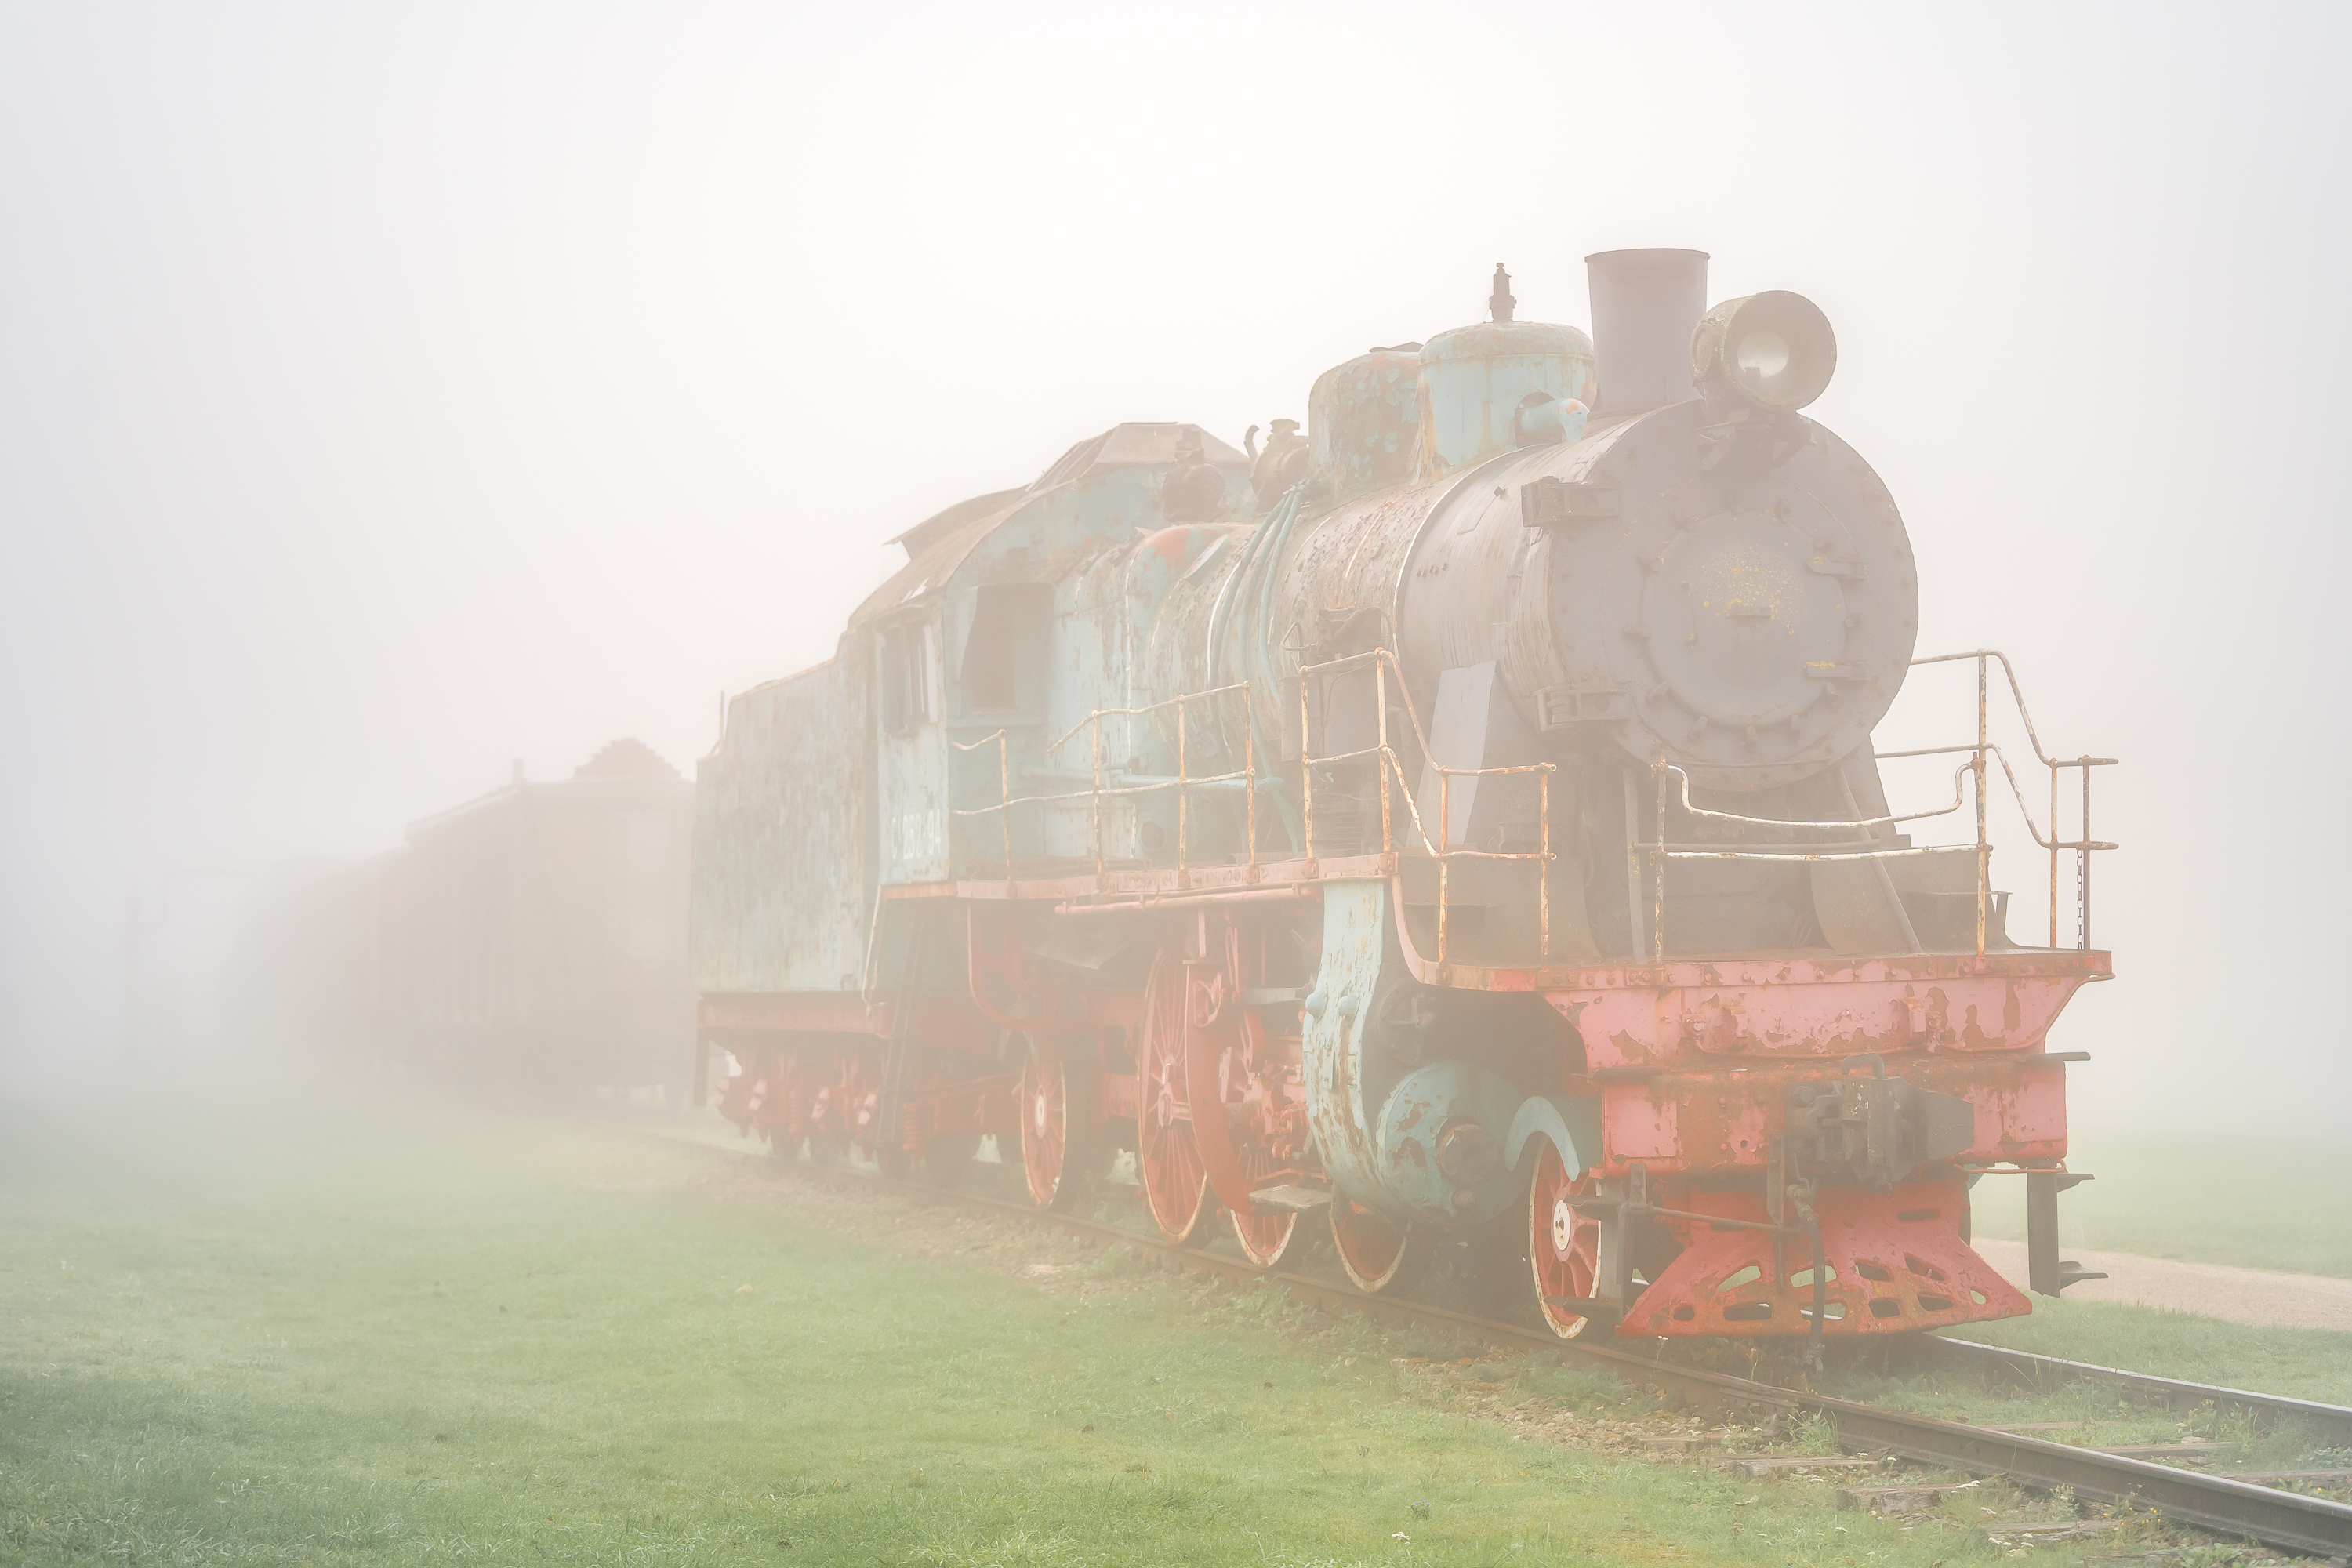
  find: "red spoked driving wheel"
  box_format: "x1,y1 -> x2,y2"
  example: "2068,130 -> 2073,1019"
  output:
1228,1121 -> 1301,1269
1330,1196 -> 1414,1294
1174,921 -> 1305,1269
1529,1138 -> 1604,1338
1195,978 -> 1299,1269
1016,1034 -> 1096,1211
1138,956 -> 1212,1242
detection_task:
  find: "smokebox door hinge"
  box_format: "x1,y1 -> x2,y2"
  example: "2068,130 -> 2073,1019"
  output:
1539,684 -> 1630,731
1522,476 -> 1619,528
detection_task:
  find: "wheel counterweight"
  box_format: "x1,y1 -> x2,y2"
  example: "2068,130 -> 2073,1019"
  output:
1330,1196 -> 1414,1293
1229,1138 -> 1300,1267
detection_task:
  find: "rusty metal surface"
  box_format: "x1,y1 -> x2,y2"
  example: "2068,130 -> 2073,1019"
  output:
881,851 -> 1395,906
710,1032 -> 1014,1168
691,652 -> 873,993
1034,524 -> 1185,862
1370,1057 -> 1524,1225
854,426 -> 1245,633
1385,856 -> 2111,990
1299,880 -> 1397,1220
1395,400 -> 1918,793
677,252 -> 2125,1356
1262,476 -> 1453,688
1308,347 -> 1422,506
1138,530 -> 1254,785
858,423 -> 1254,885
1595,1054 -> 2067,1174
1624,1181 -> 2029,1337
1415,317 -> 1595,476
1552,954 -> 2099,1068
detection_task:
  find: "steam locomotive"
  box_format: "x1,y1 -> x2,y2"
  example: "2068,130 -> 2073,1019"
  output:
693,249 -> 2114,1342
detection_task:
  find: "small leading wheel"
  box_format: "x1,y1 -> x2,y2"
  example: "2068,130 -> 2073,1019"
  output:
1330,1197 -> 1414,1294
1138,956 -> 1212,1243
1017,1036 -> 1097,1211
1528,1138 -> 1604,1338
1229,1139 -> 1301,1269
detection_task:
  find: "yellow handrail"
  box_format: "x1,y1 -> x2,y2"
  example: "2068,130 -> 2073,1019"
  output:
1632,650 -> 2116,959
942,647 -> 2112,967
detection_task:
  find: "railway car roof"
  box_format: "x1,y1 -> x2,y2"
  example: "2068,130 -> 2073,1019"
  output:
403,739 -> 688,837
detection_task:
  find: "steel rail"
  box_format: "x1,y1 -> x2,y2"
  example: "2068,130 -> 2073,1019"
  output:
1812,1401 -> 2352,1555
688,1139 -> 2352,1558
1929,1338 -> 2352,1448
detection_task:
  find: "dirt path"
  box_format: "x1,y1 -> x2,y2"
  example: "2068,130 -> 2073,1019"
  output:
1970,1238 -> 2352,1333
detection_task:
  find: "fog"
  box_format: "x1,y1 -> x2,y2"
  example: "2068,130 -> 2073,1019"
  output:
2,3 -> 2345,1134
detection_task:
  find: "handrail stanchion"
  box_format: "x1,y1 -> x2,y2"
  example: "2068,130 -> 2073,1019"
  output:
1975,655 -> 1990,958
1652,758 -> 1667,964
999,731 -> 1014,897
1537,764 -> 1552,962
1438,771 -> 1450,964
1175,694 -> 1187,876
2049,760 -> 2060,949
967,646 -> 2105,964
1301,677 -> 1315,862
1244,723 -> 1258,872
1375,656 -> 1392,855
1590,652 -> 2111,964
2079,757 -> 2092,949
949,728 -> 1014,887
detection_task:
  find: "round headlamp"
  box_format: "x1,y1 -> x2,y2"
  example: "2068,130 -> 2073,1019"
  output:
1690,291 -> 1837,412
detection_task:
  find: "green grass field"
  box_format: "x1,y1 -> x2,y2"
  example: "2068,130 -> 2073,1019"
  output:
1965,1128 -> 2352,1279
2,1082 -> 2345,1566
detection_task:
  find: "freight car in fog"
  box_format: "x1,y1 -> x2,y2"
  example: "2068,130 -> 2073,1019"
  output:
225,739 -> 695,1094
692,249 -> 2120,1349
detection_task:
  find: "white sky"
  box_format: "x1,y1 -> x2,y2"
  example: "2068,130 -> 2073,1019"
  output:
3,2 -> 2346,1133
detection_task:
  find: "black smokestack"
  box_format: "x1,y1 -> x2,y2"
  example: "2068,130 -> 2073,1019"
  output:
1585,249 -> 1710,415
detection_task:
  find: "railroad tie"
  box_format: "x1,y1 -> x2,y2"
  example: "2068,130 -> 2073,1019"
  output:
1838,1483 -> 1961,1513
1718,1454 -> 1886,1478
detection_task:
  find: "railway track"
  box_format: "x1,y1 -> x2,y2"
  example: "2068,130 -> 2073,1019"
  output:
1926,1338 -> 2352,1450
657,1124 -> 2352,1559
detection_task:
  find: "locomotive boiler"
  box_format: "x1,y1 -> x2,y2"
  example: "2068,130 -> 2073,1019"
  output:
693,249 -> 2114,1344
